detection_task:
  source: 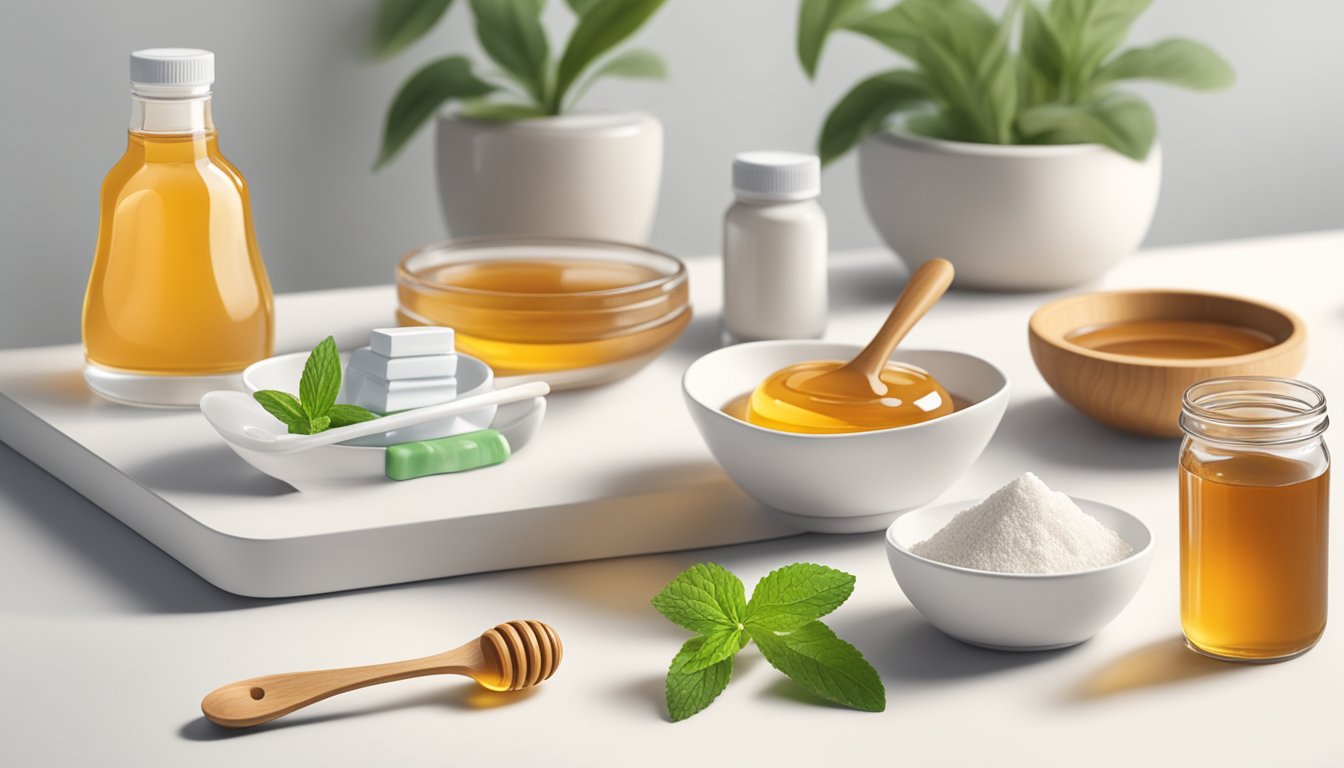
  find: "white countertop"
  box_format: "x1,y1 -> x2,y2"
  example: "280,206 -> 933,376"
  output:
2,232 -> 1342,766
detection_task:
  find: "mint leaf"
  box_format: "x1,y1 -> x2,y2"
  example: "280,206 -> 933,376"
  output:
651,563 -> 746,634
253,390 -> 304,425
752,621 -> 885,712
287,415 -> 331,435
675,626 -> 744,674
328,403 -> 379,428
744,563 -> 856,632
666,636 -> 733,722
299,336 -> 342,420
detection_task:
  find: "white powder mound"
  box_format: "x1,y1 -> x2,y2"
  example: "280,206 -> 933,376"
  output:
911,473 -> 1133,574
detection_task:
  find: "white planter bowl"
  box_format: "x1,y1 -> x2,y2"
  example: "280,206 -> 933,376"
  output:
886,497 -> 1153,650
682,341 -> 1010,533
858,130 -> 1161,291
435,110 -> 662,243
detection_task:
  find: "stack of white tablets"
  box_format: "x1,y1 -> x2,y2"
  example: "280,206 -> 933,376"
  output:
345,327 -> 459,414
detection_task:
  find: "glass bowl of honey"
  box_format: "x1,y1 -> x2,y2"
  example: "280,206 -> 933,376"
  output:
396,237 -> 691,390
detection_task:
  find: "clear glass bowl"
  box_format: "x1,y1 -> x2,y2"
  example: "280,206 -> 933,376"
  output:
396,237 -> 691,389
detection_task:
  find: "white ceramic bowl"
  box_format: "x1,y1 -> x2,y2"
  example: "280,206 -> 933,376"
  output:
202,392 -> 547,489
858,129 -> 1161,291
243,351 -> 495,447
885,497 -> 1154,651
682,341 -> 1010,533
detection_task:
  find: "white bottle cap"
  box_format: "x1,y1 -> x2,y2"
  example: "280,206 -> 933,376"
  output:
130,49 -> 214,95
732,151 -> 821,202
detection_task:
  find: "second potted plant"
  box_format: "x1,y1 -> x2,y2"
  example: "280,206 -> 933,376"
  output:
800,0 -> 1234,290
376,0 -> 669,244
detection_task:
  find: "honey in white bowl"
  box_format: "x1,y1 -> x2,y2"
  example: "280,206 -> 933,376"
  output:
722,361 -> 964,434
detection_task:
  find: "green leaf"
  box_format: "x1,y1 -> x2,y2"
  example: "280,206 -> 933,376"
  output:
665,636 -> 733,722
650,562 -> 746,635
287,415 -> 331,435
253,390 -> 304,425
676,626 -> 744,674
818,69 -> 931,165
842,3 -> 921,60
1018,1 -> 1064,109
744,563 -> 856,632
376,56 -> 498,168
752,621 -> 885,713
1096,38 -> 1234,90
1048,0 -> 1151,93
797,0 -> 870,79
299,336 -> 342,420
327,404 -> 380,428
565,0 -> 603,14
554,0 -> 667,113
374,0 -> 455,56
1017,91 -> 1157,160
468,0 -> 551,105
460,100 -> 550,121
564,48 -> 666,110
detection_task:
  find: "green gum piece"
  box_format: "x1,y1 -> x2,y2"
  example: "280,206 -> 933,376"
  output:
385,429 -> 511,481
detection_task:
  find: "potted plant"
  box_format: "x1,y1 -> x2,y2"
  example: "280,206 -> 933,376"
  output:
799,0 -> 1234,290
375,0 -> 669,243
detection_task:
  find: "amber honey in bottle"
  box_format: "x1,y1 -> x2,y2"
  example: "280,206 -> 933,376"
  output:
82,49 -> 273,406
1179,377 -> 1330,662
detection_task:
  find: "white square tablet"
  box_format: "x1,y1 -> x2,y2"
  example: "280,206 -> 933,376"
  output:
369,327 -> 455,357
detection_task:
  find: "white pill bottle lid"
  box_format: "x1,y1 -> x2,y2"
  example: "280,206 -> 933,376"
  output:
130,48 -> 214,98
732,151 -> 821,203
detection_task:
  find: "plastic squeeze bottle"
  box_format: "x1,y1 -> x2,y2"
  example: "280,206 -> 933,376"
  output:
722,151 -> 828,344
82,49 -> 273,406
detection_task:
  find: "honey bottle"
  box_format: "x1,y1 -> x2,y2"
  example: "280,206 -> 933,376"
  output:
82,49 -> 273,406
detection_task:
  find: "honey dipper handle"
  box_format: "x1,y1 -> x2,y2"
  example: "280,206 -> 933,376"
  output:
200,643 -> 484,728
847,258 -> 954,378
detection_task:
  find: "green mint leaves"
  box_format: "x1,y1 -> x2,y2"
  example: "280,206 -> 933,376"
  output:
253,336 -> 379,435
652,562 -> 884,721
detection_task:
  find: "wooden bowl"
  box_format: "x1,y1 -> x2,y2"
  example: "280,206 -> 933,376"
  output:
1028,290 -> 1307,437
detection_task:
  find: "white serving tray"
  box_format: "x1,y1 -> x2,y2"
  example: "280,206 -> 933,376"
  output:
0,273 -> 798,597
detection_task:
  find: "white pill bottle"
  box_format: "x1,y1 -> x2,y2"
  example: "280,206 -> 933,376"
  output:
722,151 -> 828,344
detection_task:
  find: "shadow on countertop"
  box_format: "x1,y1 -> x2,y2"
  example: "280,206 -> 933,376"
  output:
1069,635 -> 1247,701
179,683 -> 537,740
993,395 -> 1176,472
0,441 -> 263,615
841,604 -> 1073,687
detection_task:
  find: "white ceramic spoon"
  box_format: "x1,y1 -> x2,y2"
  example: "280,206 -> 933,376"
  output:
204,381 -> 550,455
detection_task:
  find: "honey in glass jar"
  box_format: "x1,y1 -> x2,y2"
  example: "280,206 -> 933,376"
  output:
1179,377 -> 1329,662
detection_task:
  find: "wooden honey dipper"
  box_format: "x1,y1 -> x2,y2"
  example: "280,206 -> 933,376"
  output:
201,620 -> 562,728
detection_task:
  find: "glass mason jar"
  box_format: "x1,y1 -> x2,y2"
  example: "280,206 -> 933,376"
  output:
1179,377 -> 1330,662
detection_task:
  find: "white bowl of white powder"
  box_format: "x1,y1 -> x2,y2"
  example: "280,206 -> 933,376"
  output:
885,473 -> 1153,651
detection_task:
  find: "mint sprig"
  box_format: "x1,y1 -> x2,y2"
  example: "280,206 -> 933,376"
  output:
253,336 -> 378,435
652,562 -> 884,721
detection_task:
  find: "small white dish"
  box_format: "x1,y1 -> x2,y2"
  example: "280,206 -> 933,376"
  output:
243,351 -> 494,447
885,497 -> 1154,651
200,392 -> 547,488
682,341 -> 1010,533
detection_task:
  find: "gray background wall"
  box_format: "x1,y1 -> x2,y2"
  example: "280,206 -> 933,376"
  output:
1,1 -> 1340,350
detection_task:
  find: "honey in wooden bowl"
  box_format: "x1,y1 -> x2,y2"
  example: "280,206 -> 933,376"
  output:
1028,290 -> 1307,437
1067,320 -> 1274,358
396,239 -> 690,386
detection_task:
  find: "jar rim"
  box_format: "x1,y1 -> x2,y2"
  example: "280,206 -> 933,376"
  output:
1180,376 -> 1328,446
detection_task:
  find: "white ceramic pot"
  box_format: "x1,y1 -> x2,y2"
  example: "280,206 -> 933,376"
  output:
435,110 -> 662,243
858,130 -> 1162,291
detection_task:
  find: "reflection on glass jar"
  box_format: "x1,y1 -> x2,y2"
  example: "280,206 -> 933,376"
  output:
1179,377 -> 1329,662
